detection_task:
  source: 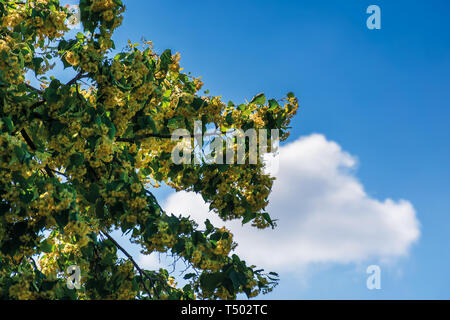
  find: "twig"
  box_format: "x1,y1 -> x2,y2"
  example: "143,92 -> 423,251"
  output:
66,72 -> 88,86
116,130 -> 233,143
100,230 -> 161,299
25,83 -> 44,94
24,73 -> 88,111
116,133 -> 173,142
20,129 -> 54,178
50,168 -> 68,178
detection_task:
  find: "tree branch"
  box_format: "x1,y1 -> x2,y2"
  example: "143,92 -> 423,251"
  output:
25,83 -> 44,94
116,130 -> 233,143
20,129 -> 54,178
30,100 -> 46,111
66,72 -> 89,86
116,133 -> 173,142
24,73 -> 88,114
50,168 -> 68,178
100,230 -> 161,299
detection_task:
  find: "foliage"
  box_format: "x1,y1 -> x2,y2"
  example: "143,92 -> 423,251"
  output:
0,0 -> 298,300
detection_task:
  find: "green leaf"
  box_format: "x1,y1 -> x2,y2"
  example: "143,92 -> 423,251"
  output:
160,49 -> 172,72
2,117 -> 13,132
19,189 -> 35,204
32,57 -> 43,74
191,97 -> 206,110
268,99 -> 280,111
172,239 -> 185,254
229,271 -> 240,290
40,239 -> 53,253
262,212 -> 274,228
242,211 -> 256,225
54,210 -> 69,229
95,199 -> 105,219
86,184 -> 99,203
225,112 -> 234,125
14,146 -> 25,162
114,52 -> 127,61
167,116 -> 183,129
68,153 -> 84,169
204,219 -> 214,234
76,32 -> 85,41
200,272 -> 224,292
108,124 -> 116,139
183,273 -> 196,280
50,120 -> 65,135
250,93 -> 266,105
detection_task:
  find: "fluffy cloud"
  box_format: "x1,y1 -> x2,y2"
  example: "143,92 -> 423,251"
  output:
162,134 -> 420,271
137,252 -> 162,270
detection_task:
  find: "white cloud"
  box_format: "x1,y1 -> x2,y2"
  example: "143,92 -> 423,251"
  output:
137,253 -> 163,270
162,134 -> 420,271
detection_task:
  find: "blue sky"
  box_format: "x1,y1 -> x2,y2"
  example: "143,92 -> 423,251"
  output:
68,0 -> 450,299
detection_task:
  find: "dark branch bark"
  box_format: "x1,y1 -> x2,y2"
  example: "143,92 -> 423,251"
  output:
30,100 -> 45,111
20,129 -> 54,178
50,168 -> 68,178
116,130 -> 230,143
25,83 -> 43,94
24,72 -> 87,98
100,231 -> 161,299
24,73 -> 87,112
66,73 -> 89,86
116,133 -> 173,142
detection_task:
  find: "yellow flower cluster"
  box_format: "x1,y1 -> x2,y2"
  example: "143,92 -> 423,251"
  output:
0,36 -> 25,85
142,231 -> 177,253
101,10 -> 115,22
191,249 -> 202,264
9,280 -> 35,300
65,51 -> 80,66
249,112 -> 265,128
39,250 -> 60,277
2,11 -> 25,29
130,183 -> 142,193
169,52 -> 181,72
124,53 -> 150,87
114,280 -> 137,300
33,9 -> 68,40
103,86 -> 125,108
63,221 -> 90,247
94,137 -> 114,164
212,227 -> 233,256
79,43 -> 100,73
90,0 -> 116,12
129,196 -> 147,210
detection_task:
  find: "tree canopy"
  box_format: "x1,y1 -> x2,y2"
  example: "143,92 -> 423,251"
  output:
0,0 -> 298,300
